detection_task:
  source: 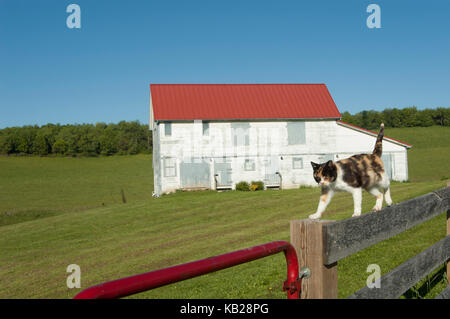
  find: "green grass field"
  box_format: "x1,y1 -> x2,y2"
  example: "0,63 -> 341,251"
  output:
385,126 -> 450,182
0,155 -> 153,226
0,126 -> 449,299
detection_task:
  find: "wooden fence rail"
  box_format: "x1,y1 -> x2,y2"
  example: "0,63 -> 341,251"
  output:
323,187 -> 450,265
290,184 -> 450,299
348,236 -> 450,299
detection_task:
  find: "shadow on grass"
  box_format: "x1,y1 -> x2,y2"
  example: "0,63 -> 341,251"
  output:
0,209 -> 61,227
402,264 -> 447,299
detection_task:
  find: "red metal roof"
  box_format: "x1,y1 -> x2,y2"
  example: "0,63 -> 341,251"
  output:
337,121 -> 412,148
150,84 -> 341,121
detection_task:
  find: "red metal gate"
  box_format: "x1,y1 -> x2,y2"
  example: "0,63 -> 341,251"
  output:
74,241 -> 303,299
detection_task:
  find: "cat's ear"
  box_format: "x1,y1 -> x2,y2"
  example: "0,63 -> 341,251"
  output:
326,160 -> 337,181
311,162 -> 320,170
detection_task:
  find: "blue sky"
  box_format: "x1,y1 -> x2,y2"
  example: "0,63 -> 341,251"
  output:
0,0 -> 449,128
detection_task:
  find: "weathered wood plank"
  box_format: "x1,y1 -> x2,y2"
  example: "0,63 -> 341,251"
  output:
348,236 -> 450,299
290,220 -> 338,299
446,181 -> 450,286
435,285 -> 450,299
447,209 -> 450,286
323,186 -> 450,265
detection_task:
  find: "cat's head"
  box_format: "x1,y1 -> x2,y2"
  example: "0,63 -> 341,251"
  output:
311,160 -> 337,187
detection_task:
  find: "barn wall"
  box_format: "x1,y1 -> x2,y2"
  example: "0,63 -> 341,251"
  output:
335,124 -> 406,153
153,120 -> 409,194
152,123 -> 162,195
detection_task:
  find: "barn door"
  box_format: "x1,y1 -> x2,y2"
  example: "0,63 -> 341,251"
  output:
214,159 -> 232,187
180,158 -> 211,189
381,154 -> 393,179
263,156 -> 280,186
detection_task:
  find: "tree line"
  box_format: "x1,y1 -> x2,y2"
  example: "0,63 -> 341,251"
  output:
1,106 -> 449,156
0,121 -> 152,156
341,106 -> 450,130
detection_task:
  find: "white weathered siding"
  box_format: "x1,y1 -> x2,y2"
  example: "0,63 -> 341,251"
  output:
153,120 -> 409,194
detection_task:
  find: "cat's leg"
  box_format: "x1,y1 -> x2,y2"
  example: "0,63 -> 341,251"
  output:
309,188 -> 335,219
384,187 -> 393,206
367,187 -> 384,211
380,173 -> 393,206
351,188 -> 362,217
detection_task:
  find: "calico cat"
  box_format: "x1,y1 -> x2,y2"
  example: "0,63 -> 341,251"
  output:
309,123 -> 392,219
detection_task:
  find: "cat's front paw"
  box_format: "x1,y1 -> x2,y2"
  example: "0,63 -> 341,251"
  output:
351,212 -> 361,217
309,213 -> 321,220
372,205 -> 382,212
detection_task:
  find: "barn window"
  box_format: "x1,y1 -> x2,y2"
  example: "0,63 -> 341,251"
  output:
203,122 -> 210,136
231,122 -> 250,146
292,157 -> 303,169
165,122 -> 172,137
244,159 -> 255,171
287,122 -> 305,145
163,157 -> 177,177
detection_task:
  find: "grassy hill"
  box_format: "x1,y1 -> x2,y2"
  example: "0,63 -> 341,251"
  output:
0,126 -> 449,299
0,155 -> 153,226
385,126 -> 450,182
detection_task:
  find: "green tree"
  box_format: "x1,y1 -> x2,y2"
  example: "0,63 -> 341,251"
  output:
388,108 -> 403,127
0,129 -> 18,154
432,107 -> 450,126
78,132 -> 100,156
99,126 -> 119,155
400,107 -> 420,127
416,109 -> 434,127
32,134 -> 49,155
16,126 -> 37,154
52,139 -> 68,155
39,123 -> 61,152
341,111 -> 356,125
55,126 -> 79,156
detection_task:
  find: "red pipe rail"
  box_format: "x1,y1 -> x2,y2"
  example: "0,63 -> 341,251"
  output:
74,241 -> 302,299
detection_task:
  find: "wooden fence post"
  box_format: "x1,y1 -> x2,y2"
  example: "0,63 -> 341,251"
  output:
290,219 -> 338,299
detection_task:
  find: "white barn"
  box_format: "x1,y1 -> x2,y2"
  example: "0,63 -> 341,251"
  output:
149,84 -> 411,195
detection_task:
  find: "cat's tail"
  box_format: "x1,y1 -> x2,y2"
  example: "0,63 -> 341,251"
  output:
373,123 -> 384,157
